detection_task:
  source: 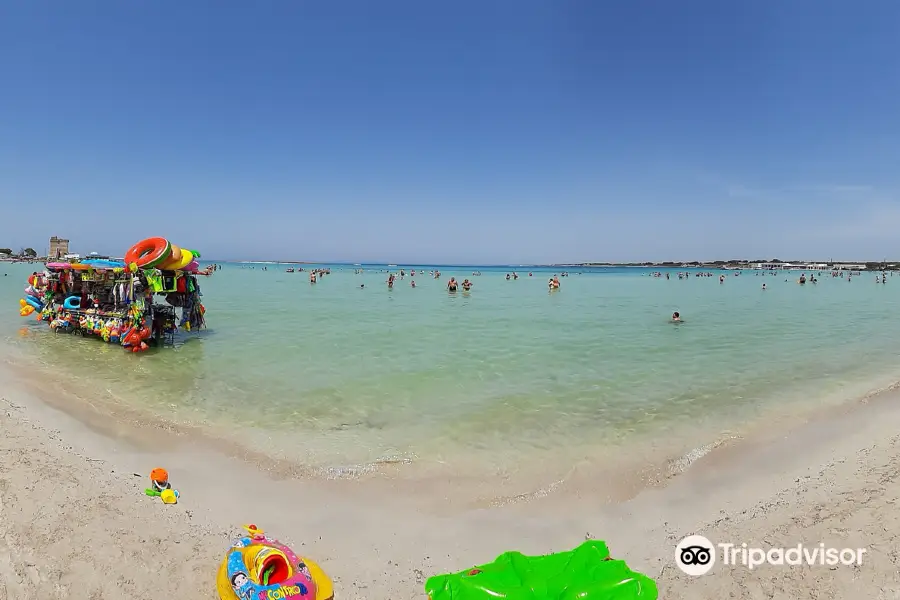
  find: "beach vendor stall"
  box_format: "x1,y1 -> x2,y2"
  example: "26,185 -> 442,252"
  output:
17,237 -> 207,352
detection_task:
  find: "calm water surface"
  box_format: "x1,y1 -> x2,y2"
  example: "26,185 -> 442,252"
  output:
2,262 -> 899,482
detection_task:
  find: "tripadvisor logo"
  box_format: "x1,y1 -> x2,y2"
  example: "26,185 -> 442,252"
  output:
675,535 -> 715,576
675,535 -> 866,575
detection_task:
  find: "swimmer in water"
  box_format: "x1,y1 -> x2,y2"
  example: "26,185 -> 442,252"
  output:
762,283 -> 766,290
672,311 -> 681,322
462,279 -> 472,291
411,280 -> 416,288
447,277 -> 458,292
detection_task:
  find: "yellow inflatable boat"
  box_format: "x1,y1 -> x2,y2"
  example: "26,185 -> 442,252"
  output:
216,525 -> 333,600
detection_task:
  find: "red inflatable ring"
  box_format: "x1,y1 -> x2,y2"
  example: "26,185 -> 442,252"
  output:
124,237 -> 172,268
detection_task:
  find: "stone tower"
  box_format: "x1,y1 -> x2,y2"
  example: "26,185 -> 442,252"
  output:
48,236 -> 69,259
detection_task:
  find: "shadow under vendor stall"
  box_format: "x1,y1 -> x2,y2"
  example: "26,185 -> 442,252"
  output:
18,237 -> 210,353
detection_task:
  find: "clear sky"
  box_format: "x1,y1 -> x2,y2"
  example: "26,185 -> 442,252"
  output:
2,1 -> 899,263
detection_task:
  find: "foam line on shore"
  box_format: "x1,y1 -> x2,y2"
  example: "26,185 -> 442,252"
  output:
6,349 -> 900,596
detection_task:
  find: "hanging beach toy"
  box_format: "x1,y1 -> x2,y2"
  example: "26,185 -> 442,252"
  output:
124,237 -> 172,269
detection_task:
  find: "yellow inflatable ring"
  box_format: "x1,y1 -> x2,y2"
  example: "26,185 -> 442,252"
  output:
157,244 -> 184,270
167,249 -> 194,271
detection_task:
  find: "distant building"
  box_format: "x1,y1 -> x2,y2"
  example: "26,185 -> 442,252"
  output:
48,236 -> 69,259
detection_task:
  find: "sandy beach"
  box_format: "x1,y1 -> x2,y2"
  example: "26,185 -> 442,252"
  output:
1,355 -> 899,599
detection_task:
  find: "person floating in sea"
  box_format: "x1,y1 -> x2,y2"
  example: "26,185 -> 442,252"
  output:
762,283 -> 766,290
447,277 -> 458,292
506,273 -> 511,280
410,280 -> 416,288
462,279 -> 472,291
672,311 -> 681,322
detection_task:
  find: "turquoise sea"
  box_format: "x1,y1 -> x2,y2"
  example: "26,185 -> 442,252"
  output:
2,262 -> 900,495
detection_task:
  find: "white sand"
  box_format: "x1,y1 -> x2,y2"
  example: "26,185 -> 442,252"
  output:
2,357 -> 900,599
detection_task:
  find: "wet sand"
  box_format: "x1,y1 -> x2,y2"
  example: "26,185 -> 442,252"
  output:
1,356 -> 900,599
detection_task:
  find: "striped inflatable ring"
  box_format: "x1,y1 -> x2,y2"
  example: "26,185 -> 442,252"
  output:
124,237 -> 172,268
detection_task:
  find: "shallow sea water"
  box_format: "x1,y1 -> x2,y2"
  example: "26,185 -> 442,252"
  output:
2,262 -> 899,486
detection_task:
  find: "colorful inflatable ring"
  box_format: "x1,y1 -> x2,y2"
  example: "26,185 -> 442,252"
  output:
63,296 -> 81,310
124,237 -> 172,269
20,305 -> 35,317
216,530 -> 333,600
46,262 -> 71,270
157,244 -> 184,270
70,263 -> 91,271
183,260 -> 200,273
25,296 -> 43,310
188,249 -> 201,258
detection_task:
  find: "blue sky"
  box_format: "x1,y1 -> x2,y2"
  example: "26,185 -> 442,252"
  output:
2,1 -> 899,263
